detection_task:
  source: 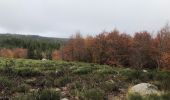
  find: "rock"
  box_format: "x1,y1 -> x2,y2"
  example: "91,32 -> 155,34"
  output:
55,88 -> 61,92
143,70 -> 148,73
61,98 -> 69,100
128,83 -> 160,96
42,58 -> 47,61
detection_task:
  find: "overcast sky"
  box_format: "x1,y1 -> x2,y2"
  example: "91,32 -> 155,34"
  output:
0,0 -> 170,38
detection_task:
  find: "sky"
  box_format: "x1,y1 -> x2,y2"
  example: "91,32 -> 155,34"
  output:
0,0 -> 170,38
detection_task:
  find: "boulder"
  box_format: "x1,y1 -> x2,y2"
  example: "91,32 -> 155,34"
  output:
61,98 -> 69,100
128,83 -> 160,96
142,70 -> 148,73
42,58 -> 47,61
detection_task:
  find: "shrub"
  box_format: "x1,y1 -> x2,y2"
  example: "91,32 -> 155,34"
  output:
54,76 -> 71,87
80,88 -> 105,100
161,92 -> 170,100
14,68 -> 41,77
13,89 -> 60,100
39,78 -> 53,87
73,67 -> 92,75
96,68 -> 117,75
154,71 -> 170,81
159,78 -> 170,91
0,77 -> 13,89
144,94 -> 161,100
32,89 -> 60,100
127,94 -> 142,100
15,84 -> 30,93
100,81 -> 119,92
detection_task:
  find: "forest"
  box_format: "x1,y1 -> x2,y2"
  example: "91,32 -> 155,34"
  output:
59,25 -> 170,70
0,34 -> 64,59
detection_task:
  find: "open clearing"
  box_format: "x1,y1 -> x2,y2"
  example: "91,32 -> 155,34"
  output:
0,57 -> 170,100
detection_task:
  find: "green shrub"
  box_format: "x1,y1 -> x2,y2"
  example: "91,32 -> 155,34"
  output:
154,71 -> 170,81
15,84 -> 30,93
127,93 -> 170,100
14,68 -> 41,77
127,94 -> 143,100
96,68 -> 117,75
101,81 -> 119,92
80,89 -> 104,100
39,78 -> 53,87
13,89 -> 60,100
73,67 -> 92,75
161,92 -> 170,100
54,76 -> 71,87
0,77 -> 13,89
121,70 -> 153,82
144,94 -> 160,100
70,81 -> 82,90
32,89 -> 60,100
159,78 -> 170,91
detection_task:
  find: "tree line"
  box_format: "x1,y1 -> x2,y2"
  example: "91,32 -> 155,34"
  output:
58,25 -> 170,70
0,34 -> 61,59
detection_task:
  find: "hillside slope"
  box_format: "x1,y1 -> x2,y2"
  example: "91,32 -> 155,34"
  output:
0,57 -> 169,100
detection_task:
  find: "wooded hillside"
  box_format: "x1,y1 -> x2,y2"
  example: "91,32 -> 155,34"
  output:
0,34 -> 67,59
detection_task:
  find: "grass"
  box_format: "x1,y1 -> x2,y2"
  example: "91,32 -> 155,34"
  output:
127,93 -> 170,100
0,57 -> 169,99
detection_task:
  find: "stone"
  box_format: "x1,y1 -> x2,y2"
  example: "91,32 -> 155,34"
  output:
55,88 -> 61,92
128,83 -> 160,96
42,58 -> 47,61
61,98 -> 69,100
143,70 -> 148,73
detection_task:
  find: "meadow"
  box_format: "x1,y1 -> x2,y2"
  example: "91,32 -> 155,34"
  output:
0,57 -> 170,100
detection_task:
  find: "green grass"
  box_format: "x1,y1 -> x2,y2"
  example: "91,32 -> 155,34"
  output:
0,57 -> 170,99
127,93 -> 170,100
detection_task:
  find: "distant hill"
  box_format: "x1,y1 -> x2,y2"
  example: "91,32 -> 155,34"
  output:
0,33 -> 68,43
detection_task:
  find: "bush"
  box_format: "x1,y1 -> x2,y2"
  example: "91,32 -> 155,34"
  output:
127,94 -> 142,100
32,89 -> 60,100
144,94 -> 161,100
73,67 -> 92,75
127,93 -> 170,100
159,78 -> 170,91
0,77 -> 13,89
39,78 -> 53,87
54,76 -> 71,87
80,89 -> 104,100
100,81 -> 119,92
14,68 -> 41,77
13,89 -> 60,100
121,69 -> 154,83
154,71 -> 170,81
96,68 -> 117,75
161,92 -> 170,100
15,84 -> 30,93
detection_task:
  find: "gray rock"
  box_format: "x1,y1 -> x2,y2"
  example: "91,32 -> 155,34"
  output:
42,58 -> 47,61
61,98 -> 68,100
142,70 -> 148,73
128,83 -> 160,96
